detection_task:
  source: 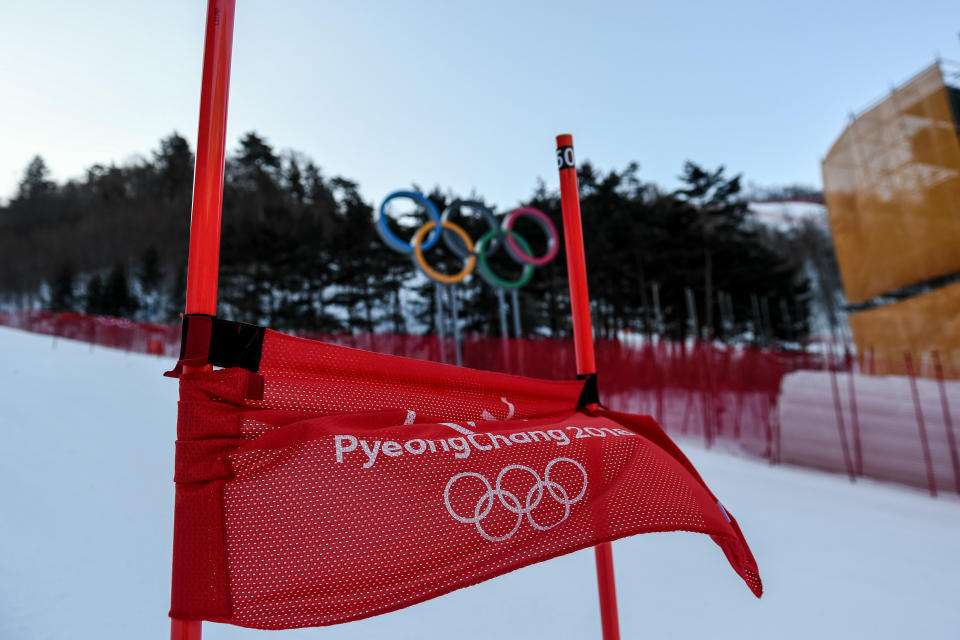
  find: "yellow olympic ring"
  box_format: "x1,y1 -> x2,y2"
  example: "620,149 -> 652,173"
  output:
412,220 -> 476,284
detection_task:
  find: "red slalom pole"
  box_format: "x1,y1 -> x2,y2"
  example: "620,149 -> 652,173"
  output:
185,0 -> 235,316
172,2 -> 236,639
556,133 -> 620,640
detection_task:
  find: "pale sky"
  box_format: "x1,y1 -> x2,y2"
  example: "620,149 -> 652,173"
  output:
1,0 -> 957,209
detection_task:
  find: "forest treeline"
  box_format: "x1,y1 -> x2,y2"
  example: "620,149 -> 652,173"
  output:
0,131 -> 841,343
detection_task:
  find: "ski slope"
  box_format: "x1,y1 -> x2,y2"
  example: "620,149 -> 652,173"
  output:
1,326 -> 958,640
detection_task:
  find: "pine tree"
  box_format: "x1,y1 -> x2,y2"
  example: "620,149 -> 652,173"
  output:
167,264 -> 187,320
103,262 -> 138,317
85,275 -> 105,315
14,156 -> 57,203
137,246 -> 163,320
330,178 -> 380,332
675,162 -> 748,338
284,153 -> 306,205
235,132 -> 281,197
49,264 -> 77,312
153,132 -> 194,202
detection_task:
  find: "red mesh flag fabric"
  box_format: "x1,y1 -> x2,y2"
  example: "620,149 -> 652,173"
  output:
170,327 -> 761,629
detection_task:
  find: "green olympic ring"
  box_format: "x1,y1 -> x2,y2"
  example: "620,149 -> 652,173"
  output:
475,229 -> 535,289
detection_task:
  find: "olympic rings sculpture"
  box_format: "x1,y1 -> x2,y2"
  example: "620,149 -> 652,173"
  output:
377,191 -> 559,289
443,457 -> 588,542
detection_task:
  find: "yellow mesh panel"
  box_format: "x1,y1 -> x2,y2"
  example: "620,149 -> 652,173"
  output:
822,64 -> 960,304
849,281 -> 960,378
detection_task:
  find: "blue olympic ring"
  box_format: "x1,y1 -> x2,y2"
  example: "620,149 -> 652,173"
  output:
377,190 -> 441,253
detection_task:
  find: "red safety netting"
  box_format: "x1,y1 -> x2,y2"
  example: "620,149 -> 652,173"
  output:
0,310 -> 178,356
168,322 -> 761,630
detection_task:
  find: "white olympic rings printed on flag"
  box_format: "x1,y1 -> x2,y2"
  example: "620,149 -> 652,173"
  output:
443,457 -> 588,542
377,192 -> 559,288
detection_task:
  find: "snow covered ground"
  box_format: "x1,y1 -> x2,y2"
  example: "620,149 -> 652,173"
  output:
1,326 -> 958,640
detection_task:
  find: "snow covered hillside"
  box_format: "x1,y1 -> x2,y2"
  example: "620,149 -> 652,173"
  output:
748,200 -> 828,231
1,327 -> 958,639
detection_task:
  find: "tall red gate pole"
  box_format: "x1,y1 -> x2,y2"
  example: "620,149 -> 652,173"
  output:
172,1 -> 236,639
556,134 -> 621,640
185,0 -> 235,317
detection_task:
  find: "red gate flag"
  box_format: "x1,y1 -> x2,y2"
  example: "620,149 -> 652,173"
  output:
167,316 -> 761,629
